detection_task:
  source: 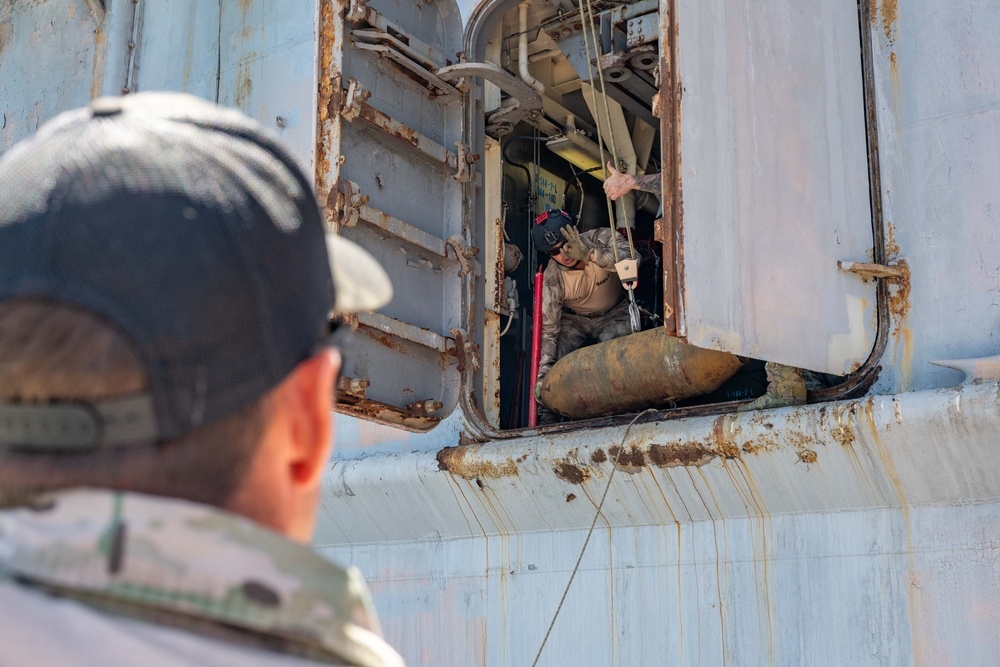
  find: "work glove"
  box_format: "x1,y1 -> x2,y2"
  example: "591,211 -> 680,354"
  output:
559,226 -> 590,263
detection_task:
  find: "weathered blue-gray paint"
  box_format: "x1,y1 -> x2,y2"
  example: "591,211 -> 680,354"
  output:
6,0 -> 1000,665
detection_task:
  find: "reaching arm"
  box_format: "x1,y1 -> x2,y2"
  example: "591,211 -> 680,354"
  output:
603,162 -> 662,200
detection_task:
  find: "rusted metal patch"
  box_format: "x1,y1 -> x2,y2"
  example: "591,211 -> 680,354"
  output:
553,462 -> 590,485
362,327 -> 406,353
316,1 -> 342,227
338,393 -> 441,431
884,222 -> 913,388
659,0 -> 683,337
437,446 -> 517,480
607,445 -> 646,472
357,101 -> 418,147
798,450 -> 818,464
647,441 -> 715,467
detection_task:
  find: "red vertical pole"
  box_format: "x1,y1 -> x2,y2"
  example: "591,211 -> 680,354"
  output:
528,264 -> 544,426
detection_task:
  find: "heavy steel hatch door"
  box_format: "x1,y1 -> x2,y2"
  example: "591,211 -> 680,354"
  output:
318,0 -> 467,430
662,0 -> 878,375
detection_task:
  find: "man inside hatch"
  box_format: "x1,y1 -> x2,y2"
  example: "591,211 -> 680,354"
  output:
532,210 -> 637,423
0,93 -> 403,666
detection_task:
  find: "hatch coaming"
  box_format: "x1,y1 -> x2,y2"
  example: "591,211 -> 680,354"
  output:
453,0 -> 889,434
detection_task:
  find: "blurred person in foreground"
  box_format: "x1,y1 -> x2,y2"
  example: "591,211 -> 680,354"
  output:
0,93 -> 404,666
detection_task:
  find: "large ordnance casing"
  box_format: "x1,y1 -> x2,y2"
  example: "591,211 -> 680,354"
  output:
539,328 -> 744,419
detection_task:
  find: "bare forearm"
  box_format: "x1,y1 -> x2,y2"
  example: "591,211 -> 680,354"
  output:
630,172 -> 661,196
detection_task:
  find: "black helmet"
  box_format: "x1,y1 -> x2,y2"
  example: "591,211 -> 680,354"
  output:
531,209 -> 575,254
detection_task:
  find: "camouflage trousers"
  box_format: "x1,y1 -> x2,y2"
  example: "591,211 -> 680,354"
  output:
538,300 -> 632,424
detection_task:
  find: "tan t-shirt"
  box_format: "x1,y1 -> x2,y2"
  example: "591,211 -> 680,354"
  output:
538,227 -> 639,377
560,261 -> 622,314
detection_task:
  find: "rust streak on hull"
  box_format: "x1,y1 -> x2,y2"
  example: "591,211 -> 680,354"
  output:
316,1 -> 343,227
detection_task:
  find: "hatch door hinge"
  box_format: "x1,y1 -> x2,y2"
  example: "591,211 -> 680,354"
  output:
446,235 -> 480,277
335,179 -> 369,227
448,328 -> 480,373
341,77 -> 371,122
453,142 -> 480,183
345,0 -> 368,24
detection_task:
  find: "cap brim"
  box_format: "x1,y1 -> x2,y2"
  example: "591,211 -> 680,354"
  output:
326,234 -> 393,314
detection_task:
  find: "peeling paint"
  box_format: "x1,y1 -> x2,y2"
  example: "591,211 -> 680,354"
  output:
437,446 -> 517,480
315,0 -> 342,227
647,441 -> 715,468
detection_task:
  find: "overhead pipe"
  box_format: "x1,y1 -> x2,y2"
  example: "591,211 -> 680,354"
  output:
529,48 -> 562,63
518,2 -> 545,94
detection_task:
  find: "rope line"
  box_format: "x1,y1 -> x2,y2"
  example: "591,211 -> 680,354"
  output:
530,408 -> 657,667
576,0 -> 621,264
584,0 -> 638,263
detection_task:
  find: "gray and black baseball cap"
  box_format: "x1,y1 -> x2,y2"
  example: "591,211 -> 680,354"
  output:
0,92 -> 391,451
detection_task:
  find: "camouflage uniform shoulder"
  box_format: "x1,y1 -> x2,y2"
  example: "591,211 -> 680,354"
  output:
0,489 -> 404,667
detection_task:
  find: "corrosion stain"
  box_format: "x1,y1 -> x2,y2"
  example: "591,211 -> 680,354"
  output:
89,25 -> 106,100
608,445 -> 645,471
436,446 -> 517,480
880,0 -> 899,41
785,430 -> 818,451
553,462 -> 590,485
648,441 -> 715,468
710,416 -> 741,459
566,493 -> 576,503
882,222 -> 913,389
363,328 -> 405,353
798,450 -> 818,464
358,104 -> 420,149
233,57 -> 255,110
888,52 -> 902,124
830,423 -> 856,448
888,264 -> 913,389
316,1 -> 341,221
591,448 -> 607,463
741,432 -> 779,455
887,260 -> 912,325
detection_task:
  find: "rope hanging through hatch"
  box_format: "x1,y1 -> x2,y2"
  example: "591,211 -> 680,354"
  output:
576,0 -> 641,331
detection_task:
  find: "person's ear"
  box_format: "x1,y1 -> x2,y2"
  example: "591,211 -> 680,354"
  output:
285,348 -> 340,487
